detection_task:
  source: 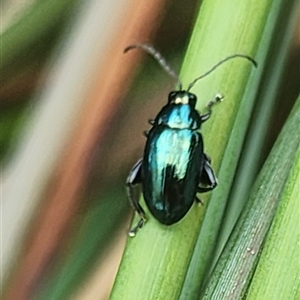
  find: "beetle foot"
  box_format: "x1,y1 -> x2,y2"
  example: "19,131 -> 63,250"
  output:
215,93 -> 224,102
129,217 -> 146,237
207,93 -> 224,110
195,196 -> 204,206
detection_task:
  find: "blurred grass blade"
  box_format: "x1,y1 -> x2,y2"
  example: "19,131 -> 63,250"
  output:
34,188 -> 130,300
110,0 -> 271,299
201,95 -> 300,299
1,0 -> 78,81
2,0 -> 141,290
3,0 -> 172,299
246,136 -> 300,299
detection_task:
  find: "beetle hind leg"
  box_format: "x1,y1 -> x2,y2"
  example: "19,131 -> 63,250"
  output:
197,153 -> 218,193
195,196 -> 204,206
129,218 -> 145,237
126,159 -> 146,236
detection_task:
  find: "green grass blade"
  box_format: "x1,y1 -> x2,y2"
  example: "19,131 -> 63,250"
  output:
201,95 -> 300,299
211,0 -> 299,276
245,108 -> 300,299
179,0 -> 297,298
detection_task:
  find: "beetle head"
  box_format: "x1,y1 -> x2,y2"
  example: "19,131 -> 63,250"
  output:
168,91 -> 197,108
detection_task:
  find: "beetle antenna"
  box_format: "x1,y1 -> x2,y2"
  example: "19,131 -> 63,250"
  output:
124,43 -> 183,90
187,54 -> 257,91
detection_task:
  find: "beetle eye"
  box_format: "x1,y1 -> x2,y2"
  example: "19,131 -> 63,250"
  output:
168,91 -> 178,103
188,93 -> 197,107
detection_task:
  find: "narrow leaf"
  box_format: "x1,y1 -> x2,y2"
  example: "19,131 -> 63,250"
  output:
201,96 -> 300,299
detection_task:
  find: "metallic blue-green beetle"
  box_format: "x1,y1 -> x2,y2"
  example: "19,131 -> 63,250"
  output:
125,44 -> 256,236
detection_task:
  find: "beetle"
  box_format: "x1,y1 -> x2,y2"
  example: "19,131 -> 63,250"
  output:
125,44 -> 257,236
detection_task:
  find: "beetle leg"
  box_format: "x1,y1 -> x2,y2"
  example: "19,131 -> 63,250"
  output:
200,93 -> 224,122
126,159 -> 146,236
195,196 -> 204,205
197,154 -> 218,193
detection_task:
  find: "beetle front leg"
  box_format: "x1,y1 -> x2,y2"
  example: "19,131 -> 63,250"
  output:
200,93 -> 224,122
197,153 -> 218,193
126,159 -> 146,236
